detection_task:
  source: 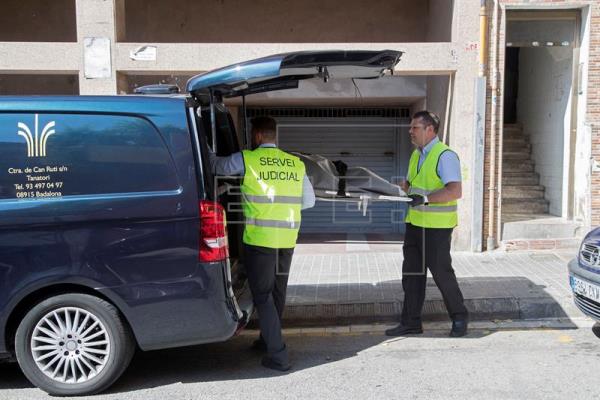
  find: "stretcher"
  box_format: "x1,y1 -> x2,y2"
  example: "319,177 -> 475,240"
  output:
292,152 -> 412,216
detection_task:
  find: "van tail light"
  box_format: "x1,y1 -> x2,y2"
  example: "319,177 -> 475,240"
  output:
199,200 -> 229,262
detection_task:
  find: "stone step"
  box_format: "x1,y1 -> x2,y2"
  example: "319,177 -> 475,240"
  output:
503,134 -> 529,142
504,123 -> 523,130
503,128 -> 529,139
503,151 -> 531,160
502,215 -> 582,240
503,185 -> 545,199
502,199 -> 549,214
503,160 -> 535,173
502,135 -> 529,146
502,172 -> 540,186
502,237 -> 581,251
502,212 -> 551,223
503,142 -> 532,153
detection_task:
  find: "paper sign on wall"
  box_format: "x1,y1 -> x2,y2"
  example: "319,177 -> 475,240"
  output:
84,37 -> 112,79
130,46 -> 157,61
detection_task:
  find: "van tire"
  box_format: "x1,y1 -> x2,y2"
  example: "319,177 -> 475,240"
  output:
15,293 -> 135,396
593,323 -> 600,340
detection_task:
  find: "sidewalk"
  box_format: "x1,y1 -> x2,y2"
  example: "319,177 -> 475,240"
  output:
280,234 -> 582,326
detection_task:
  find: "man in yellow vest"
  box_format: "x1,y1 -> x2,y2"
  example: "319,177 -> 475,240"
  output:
210,116 -> 315,371
385,111 -> 469,338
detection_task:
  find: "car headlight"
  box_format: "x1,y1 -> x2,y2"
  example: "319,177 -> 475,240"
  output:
580,242 -> 600,267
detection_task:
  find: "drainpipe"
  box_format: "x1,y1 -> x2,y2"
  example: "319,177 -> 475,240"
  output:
487,0 -> 499,251
471,0 -> 488,252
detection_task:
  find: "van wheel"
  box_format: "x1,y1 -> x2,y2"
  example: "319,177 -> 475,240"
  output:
593,323 -> 600,339
15,293 -> 135,396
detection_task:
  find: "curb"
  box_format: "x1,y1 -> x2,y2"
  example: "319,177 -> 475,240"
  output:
268,297 -> 572,327
237,317 -> 592,336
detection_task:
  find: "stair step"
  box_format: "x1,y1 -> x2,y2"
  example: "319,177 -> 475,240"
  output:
503,151 -> 531,160
503,136 -> 530,144
502,215 -> 582,240
502,238 -> 581,251
502,173 -> 540,185
501,212 -> 553,223
502,199 -> 549,214
503,160 -> 535,173
503,185 -> 545,199
503,142 -> 532,153
502,131 -> 529,143
504,123 -> 523,129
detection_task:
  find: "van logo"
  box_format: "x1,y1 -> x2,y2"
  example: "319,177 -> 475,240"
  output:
17,114 -> 56,158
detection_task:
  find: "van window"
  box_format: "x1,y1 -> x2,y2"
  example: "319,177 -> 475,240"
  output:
201,104 -> 240,156
0,113 -> 178,200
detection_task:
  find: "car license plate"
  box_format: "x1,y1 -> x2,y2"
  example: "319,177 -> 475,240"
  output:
570,275 -> 600,303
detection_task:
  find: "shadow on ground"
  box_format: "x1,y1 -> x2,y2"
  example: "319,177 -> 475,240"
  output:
284,276 -> 577,327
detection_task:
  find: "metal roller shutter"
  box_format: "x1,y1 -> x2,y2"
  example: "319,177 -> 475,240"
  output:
275,117 -> 410,234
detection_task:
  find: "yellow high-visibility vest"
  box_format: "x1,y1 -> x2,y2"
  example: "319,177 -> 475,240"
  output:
241,147 -> 305,248
405,141 -> 458,228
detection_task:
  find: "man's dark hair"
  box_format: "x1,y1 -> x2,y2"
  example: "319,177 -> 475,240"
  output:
412,111 -> 440,134
251,116 -> 277,141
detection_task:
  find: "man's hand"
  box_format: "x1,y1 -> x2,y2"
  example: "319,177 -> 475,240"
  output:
400,181 -> 409,193
408,194 -> 426,207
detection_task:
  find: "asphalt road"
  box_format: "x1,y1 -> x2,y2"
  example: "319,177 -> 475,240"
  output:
1,323 -> 599,400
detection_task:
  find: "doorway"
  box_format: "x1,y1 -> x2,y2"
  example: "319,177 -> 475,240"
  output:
501,10 -> 581,241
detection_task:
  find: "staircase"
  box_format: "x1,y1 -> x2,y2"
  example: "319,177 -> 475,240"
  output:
500,123 -> 581,251
501,123 -> 549,216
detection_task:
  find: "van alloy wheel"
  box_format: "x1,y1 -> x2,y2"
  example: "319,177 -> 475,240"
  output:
16,294 -> 135,396
31,307 -> 110,384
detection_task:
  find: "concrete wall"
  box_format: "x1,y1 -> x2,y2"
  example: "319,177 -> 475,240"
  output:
517,47 -> 573,217
0,0 -> 482,250
0,0 -> 76,42
121,0 -> 451,43
0,74 -> 79,95
425,75 -> 450,138
507,19 -> 576,45
574,5 -> 592,229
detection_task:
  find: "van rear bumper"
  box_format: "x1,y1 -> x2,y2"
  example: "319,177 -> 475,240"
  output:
98,260 -> 247,351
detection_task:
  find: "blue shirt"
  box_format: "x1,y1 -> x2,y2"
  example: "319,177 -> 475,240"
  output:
209,143 -> 316,210
417,137 -> 462,184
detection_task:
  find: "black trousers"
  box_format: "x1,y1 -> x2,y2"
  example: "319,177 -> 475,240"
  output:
401,223 -> 468,327
244,244 -> 294,363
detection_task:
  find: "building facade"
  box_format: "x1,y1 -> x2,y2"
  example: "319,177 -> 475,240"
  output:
0,0 -> 597,251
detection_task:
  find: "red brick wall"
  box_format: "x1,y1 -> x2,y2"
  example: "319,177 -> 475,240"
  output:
482,1 -> 598,250
588,3 -> 600,226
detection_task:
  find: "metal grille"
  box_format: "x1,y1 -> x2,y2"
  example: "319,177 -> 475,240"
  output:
276,119 -> 409,234
574,294 -> 600,320
580,243 -> 600,268
247,107 -> 410,119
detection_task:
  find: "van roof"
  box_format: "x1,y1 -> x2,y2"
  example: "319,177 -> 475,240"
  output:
0,95 -> 188,114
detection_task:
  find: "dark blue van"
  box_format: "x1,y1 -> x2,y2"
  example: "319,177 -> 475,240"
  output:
0,50 -> 401,395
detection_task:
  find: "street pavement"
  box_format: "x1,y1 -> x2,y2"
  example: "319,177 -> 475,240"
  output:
284,234 -> 579,325
1,321 -> 599,399
1,235 -> 592,399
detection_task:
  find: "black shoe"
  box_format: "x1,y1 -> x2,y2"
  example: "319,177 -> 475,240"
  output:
449,320 -> 468,337
385,323 -> 423,337
261,356 -> 291,372
250,338 -> 267,352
